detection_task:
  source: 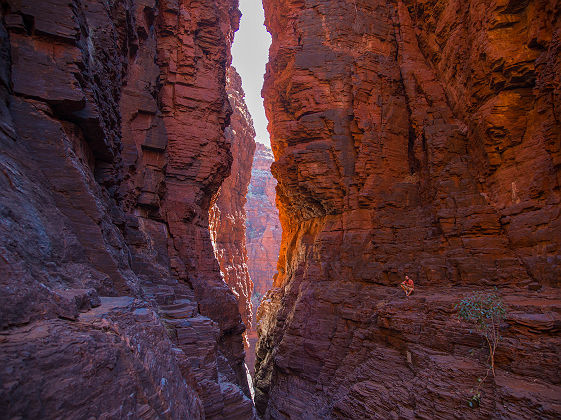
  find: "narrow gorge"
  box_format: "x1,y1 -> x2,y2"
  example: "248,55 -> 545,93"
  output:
245,142 -> 281,375
210,66 -> 256,356
1,0 -> 560,419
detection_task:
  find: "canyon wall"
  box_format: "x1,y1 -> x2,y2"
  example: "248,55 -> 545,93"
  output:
246,142 -> 282,374
210,65 -> 256,351
255,0 -> 561,419
0,0 -> 256,418
246,142 -> 282,300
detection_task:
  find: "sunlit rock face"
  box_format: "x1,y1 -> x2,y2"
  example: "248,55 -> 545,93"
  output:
245,142 -> 282,374
210,65 -> 256,353
255,0 -> 561,418
246,143 -> 282,300
0,0 -> 256,418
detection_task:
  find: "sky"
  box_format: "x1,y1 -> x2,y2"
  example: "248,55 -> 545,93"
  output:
231,0 -> 272,147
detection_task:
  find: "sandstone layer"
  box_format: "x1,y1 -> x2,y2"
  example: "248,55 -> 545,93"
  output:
0,0 -> 256,418
210,65 -> 256,352
245,142 -> 282,374
255,0 -> 561,419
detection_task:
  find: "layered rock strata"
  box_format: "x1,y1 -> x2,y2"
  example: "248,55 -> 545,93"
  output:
246,143 -> 282,300
245,142 -> 282,374
256,0 -> 561,419
210,65 -> 256,352
0,0 -> 256,418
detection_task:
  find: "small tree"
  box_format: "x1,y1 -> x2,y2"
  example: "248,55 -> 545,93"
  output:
456,291 -> 506,377
251,291 -> 263,308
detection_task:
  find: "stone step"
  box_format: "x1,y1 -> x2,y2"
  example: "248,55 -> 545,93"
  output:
160,302 -> 197,319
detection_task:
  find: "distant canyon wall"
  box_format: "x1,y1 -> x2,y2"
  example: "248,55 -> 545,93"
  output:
255,0 -> 561,418
0,0 -> 256,418
245,142 -> 282,374
210,65 -> 256,351
246,142 -> 282,300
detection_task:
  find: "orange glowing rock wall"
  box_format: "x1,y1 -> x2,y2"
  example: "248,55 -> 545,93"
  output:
255,0 -> 561,418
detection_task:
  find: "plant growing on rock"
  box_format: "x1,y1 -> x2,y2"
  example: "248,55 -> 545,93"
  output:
252,291 -> 263,307
456,290 -> 506,376
456,291 -> 506,407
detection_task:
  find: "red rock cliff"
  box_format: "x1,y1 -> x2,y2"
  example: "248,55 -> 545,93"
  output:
255,0 -> 561,418
245,142 -> 282,374
0,0 -> 256,418
246,142 -> 282,300
210,65 -> 256,351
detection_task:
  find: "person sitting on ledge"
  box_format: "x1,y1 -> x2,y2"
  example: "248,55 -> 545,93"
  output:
400,275 -> 414,296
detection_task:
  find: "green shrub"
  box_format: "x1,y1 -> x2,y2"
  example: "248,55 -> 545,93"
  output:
456,290 -> 506,376
456,290 -> 506,407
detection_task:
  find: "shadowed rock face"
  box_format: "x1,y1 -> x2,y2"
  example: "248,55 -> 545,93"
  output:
210,65 -> 256,354
255,0 -> 561,419
0,0 -> 256,418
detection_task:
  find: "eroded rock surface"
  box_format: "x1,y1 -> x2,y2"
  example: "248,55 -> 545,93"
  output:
246,143 -> 282,299
255,0 -> 561,418
245,142 -> 282,374
210,65 -> 256,355
0,0 -> 256,418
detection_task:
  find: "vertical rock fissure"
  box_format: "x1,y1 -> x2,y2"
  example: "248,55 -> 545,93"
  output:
245,142 -> 282,376
1,0 -> 560,418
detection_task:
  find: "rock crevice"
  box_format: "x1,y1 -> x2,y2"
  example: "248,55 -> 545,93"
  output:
210,65 -> 256,355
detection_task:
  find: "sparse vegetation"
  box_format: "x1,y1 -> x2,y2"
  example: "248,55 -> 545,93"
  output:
456,290 -> 507,407
251,291 -> 263,307
467,391 -> 481,408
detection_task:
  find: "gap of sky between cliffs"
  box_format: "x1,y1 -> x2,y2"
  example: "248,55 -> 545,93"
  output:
232,0 -> 272,147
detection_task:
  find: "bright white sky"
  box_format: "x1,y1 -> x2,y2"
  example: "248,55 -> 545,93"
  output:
232,0 -> 272,147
